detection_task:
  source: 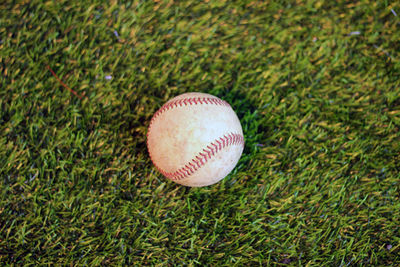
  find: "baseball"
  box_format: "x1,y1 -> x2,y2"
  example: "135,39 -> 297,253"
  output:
147,92 -> 244,187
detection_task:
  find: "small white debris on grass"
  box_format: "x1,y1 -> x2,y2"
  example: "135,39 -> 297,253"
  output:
349,31 -> 361,35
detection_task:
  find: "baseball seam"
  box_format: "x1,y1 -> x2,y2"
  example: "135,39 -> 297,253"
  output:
147,96 -> 244,181
150,133 -> 244,181
154,132 -> 244,181
150,97 -> 230,122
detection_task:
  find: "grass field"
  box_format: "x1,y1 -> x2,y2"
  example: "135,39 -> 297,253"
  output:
1,0 -> 400,265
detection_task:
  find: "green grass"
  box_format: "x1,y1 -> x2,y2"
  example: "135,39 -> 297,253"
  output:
1,0 -> 400,265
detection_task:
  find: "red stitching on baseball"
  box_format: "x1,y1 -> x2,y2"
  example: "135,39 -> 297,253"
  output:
220,136 -> 226,147
199,152 -> 208,162
211,142 -> 218,152
185,164 -> 193,173
148,132 -> 244,181
215,140 -> 222,150
195,155 -> 203,164
149,97 -> 230,122
189,162 -> 197,171
207,145 -> 214,156
193,159 -> 201,168
202,148 -> 210,159
178,169 -> 186,178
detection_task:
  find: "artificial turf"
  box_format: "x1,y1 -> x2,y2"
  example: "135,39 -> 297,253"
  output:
1,0 -> 400,265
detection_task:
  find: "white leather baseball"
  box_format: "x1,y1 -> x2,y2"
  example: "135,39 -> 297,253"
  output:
147,92 -> 244,187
